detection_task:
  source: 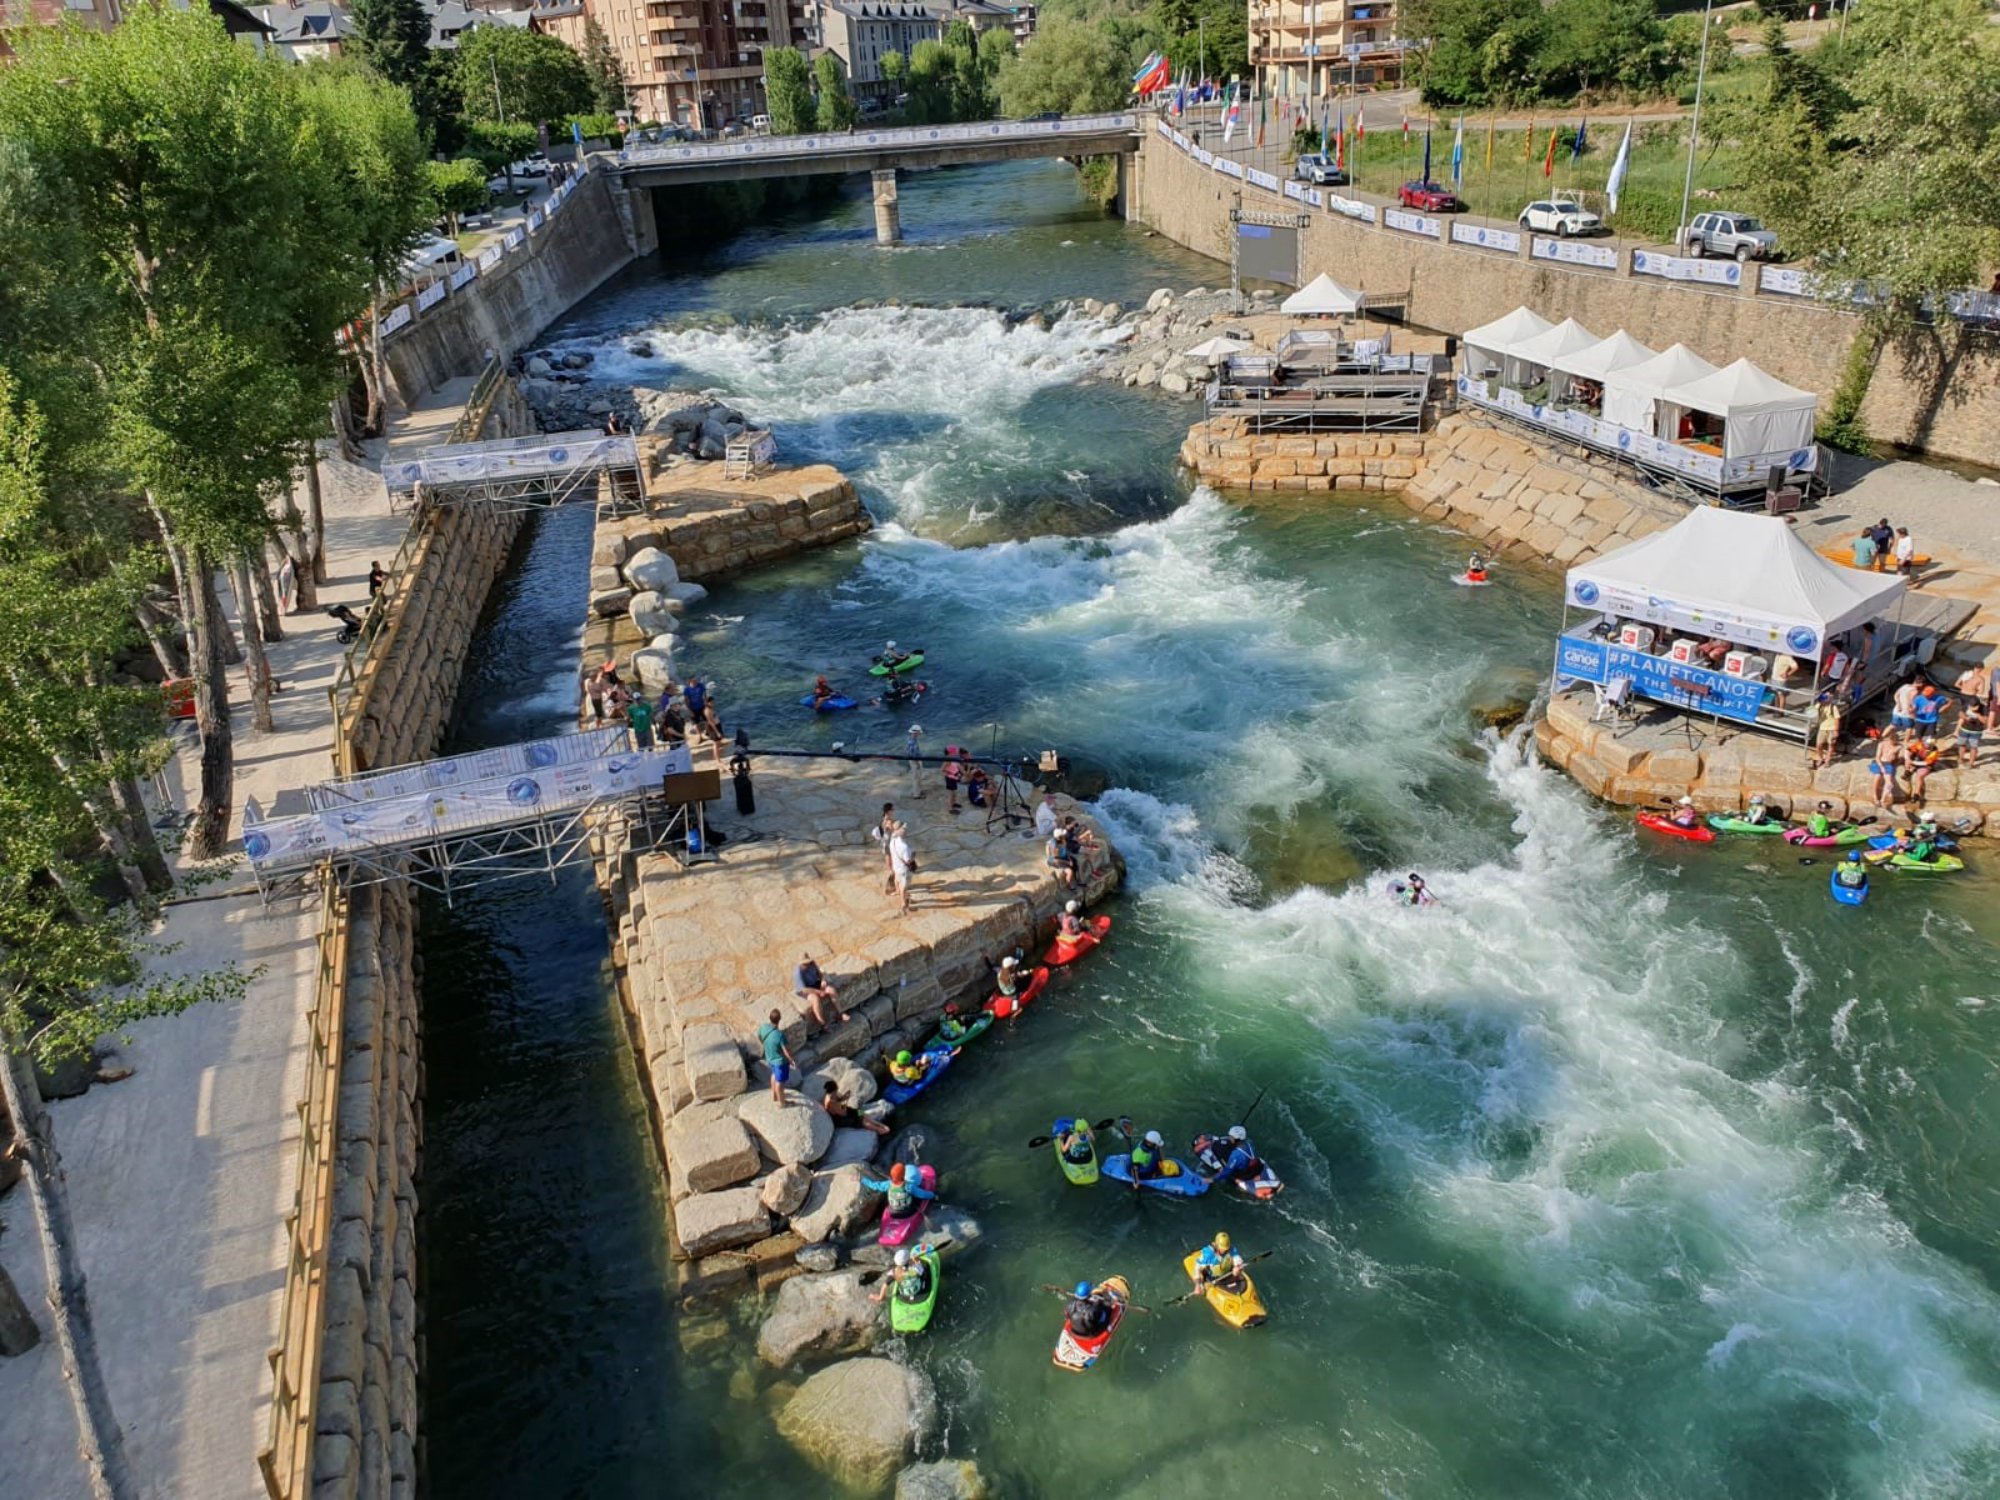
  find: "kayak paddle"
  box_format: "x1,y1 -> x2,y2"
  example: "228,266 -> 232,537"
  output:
1026,1117 -> 1118,1150
1037,1283 -> 1151,1316
1238,1088 -> 1267,1128
1167,1250 -> 1277,1306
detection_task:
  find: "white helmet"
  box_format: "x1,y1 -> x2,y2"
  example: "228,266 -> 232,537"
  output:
1065,900 -> 1080,915
885,640 -> 898,651
1000,955 -> 1018,969
1144,1130 -> 1163,1147
1228,1125 -> 1247,1143
894,1248 -> 909,1267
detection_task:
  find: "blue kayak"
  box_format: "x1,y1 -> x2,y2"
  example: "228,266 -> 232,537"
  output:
1100,1154 -> 1211,1197
1869,830 -> 1959,852
882,1047 -> 956,1105
1829,869 -> 1870,906
800,694 -> 859,712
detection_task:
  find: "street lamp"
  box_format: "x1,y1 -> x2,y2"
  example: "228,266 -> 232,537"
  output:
1675,0 -> 1715,245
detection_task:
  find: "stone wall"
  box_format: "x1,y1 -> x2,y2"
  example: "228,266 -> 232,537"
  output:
1133,131 -> 2000,469
1179,420 -> 1426,492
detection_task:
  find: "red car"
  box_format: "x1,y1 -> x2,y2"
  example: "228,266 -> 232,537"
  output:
1398,181 -> 1464,212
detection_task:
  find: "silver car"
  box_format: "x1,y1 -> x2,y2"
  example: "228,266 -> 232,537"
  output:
1682,211 -> 1779,262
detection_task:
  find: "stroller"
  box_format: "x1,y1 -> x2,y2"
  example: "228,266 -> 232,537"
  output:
328,603 -> 365,645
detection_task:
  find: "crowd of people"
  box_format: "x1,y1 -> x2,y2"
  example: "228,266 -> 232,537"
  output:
583,658 -> 727,748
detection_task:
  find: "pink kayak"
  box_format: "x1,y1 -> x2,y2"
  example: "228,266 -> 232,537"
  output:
878,1164 -> 937,1247
1783,825 -> 1872,848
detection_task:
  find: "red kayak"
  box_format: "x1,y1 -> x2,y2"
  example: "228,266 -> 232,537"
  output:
1045,915 -> 1113,968
988,965 -> 1050,1020
1636,811 -> 1716,843
1052,1276 -> 1129,1372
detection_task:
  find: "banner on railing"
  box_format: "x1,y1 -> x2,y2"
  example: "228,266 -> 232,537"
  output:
1531,237 -> 1617,269
503,229 -> 525,251
379,303 -> 413,335
1246,167 -> 1280,191
1215,158 -> 1244,179
449,262 -> 478,292
477,245 -> 503,272
1451,222 -> 1520,254
1383,209 -> 1441,239
1194,147 -> 1213,166
415,280 -> 447,312
1282,180 -> 1306,202
526,207 -> 544,234
1631,250 -> 1740,286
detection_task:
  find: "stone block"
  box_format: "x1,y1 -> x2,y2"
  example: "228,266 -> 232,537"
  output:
1541,493 -> 1586,529
819,1128 -> 879,1170
1255,458 -> 1297,479
892,975 -> 944,1022
678,1250 -> 754,1297
789,1165 -> 882,1244
761,1162 -> 814,1216
589,565 -> 621,594
665,1111 -> 761,1193
683,1022 -> 747,1102
1644,748 -> 1703,784
1568,751 -> 1614,799
757,1269 -> 886,1368
738,1089 -> 836,1166
673,1186 -> 773,1258
589,587 -> 633,618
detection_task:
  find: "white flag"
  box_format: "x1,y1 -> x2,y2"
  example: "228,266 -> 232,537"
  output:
1605,121 -> 1633,213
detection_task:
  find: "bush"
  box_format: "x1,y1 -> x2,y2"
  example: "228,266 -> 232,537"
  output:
1607,186 -> 1681,243
563,111 -> 624,144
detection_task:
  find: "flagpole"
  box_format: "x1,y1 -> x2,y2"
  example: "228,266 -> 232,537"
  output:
1677,0 -> 1716,244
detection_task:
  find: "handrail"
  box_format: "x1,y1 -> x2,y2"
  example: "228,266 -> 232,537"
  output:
614,112 -> 1139,169
257,876 -> 351,1500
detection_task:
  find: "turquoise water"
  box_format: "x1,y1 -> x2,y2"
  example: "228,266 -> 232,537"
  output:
420,160 -> 2000,1498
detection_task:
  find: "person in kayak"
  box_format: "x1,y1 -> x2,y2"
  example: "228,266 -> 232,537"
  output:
888,1049 -> 933,1088
1056,900 -> 1087,940
992,955 -> 1027,1002
1834,852 -> 1870,891
1065,1281 -> 1116,1338
1191,1231 -> 1246,1294
863,1161 -> 937,1221
1203,1125 -> 1265,1188
1400,874 -> 1435,907
1670,796 -> 1699,830
879,640 -> 914,671
1742,793 -> 1774,827
811,674 -> 838,710
881,674 -> 923,705
871,1246 -> 933,1306
821,1080 -> 891,1138
1806,801 -> 1837,840
1129,1129 -> 1167,1181
1057,1115 -> 1096,1167
1464,552 -> 1488,584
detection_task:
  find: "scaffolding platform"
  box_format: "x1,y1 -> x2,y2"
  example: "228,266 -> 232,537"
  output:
384,429 -> 649,518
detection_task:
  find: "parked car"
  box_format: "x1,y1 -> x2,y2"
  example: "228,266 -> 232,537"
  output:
1682,211 -> 1779,262
750,113 -> 770,132
1518,198 -> 1602,237
1398,181 -> 1463,212
1293,153 -> 1348,187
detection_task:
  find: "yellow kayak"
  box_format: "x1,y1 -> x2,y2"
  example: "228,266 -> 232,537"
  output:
1181,1251 -> 1268,1329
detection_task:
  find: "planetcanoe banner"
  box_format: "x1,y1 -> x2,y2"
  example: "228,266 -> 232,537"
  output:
1553,637 -> 1769,724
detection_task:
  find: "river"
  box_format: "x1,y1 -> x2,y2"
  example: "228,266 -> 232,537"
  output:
420,160 -> 2000,1498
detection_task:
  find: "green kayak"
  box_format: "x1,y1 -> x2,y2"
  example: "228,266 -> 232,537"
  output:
890,1249 -> 942,1334
923,1011 -> 994,1052
1706,814 -> 1785,835
868,651 -> 925,677
1051,1117 -> 1100,1186
1880,852 -> 1965,874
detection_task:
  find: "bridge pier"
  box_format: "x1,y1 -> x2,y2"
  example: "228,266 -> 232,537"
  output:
872,168 -> 901,246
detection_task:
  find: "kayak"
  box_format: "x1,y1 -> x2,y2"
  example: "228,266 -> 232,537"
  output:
1872,852 -> 1965,874
876,681 -> 930,705
868,651 -> 926,677
1451,572 -> 1491,587
878,1163 -> 938,1247
1706,814 -> 1785,835
1784,825 -> 1873,847
799,694 -> 859,712
1052,1276 -> 1129,1372
882,1047 -> 956,1105
1050,1117 -> 1100,1186
922,1011 -> 994,1052
987,965 -> 1050,1020
889,1248 -> 942,1334
1101,1154 -> 1211,1197
1829,869 -> 1870,906
1045,915 -> 1113,968
1181,1251 -> 1269,1329
1191,1135 -> 1284,1201
1869,830 -> 1959,852
1636,811 -> 1715,843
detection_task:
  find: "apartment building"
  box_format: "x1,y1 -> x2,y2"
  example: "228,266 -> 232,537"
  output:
1250,0 -> 1406,99
538,0 -> 816,128
817,0 -> 1008,104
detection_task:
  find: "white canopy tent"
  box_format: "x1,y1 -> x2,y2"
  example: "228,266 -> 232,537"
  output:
1551,330 -> 1659,387
1600,343 -> 1721,435
1281,272 -> 1365,316
1656,357 -> 1819,460
1565,507 -> 1905,653
1505,318 -> 1600,388
1461,306 -> 1554,384
1185,335 -> 1255,361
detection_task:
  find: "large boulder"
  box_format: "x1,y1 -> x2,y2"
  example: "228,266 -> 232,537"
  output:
625,545 -> 681,592
756,1269 -> 885,1367
818,1128 -> 879,1171
682,1023 -> 746,1102
897,1460 -> 988,1500
737,1090 -> 834,1166
665,1108 -> 761,1193
790,1166 -> 882,1244
882,1123 -> 941,1168
760,1162 -> 813,1217
673,1186 -> 771,1258
666,581 -> 708,610
588,587 -> 633,619
1145,287 -> 1174,313
777,1358 -> 937,1492
630,590 -> 680,638
526,355 -> 554,378
1160,370 -> 1191,396
803,1055 -> 877,1108
632,640 -> 677,694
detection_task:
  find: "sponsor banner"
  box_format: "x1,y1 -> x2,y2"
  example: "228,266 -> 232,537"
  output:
1246,167 -> 1280,191
525,207 -> 544,234
477,246 -> 503,272
1215,157 -> 1244,179
1323,193 -> 1373,223
379,303 -> 413,335
1531,237 -> 1618,269
503,229 -> 525,251
1383,209 -> 1440,239
1193,147 -> 1213,166
1450,222 -> 1520,254
415,280 -> 447,313
1171,129 -> 1190,151
1282,180 -> 1306,202
1551,638 -> 1770,724
1156,118 -> 1174,139
241,812 -> 332,870
448,262 -> 478,292
1306,187 -> 1324,208
407,434 -> 637,488
1631,250 -> 1740,286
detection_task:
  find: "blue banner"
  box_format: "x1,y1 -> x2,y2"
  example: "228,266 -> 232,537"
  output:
1554,637 -> 1769,724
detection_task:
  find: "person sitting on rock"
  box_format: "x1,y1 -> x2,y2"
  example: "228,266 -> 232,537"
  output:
794,953 -> 849,1031
821,1080 -> 890,1138
862,1161 -> 936,1222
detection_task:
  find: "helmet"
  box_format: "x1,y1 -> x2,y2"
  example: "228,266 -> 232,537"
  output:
1678,796 -> 1695,807
1214,1231 -> 1232,1253
1001,956 -> 1018,969
886,640 -> 898,651
895,1050 -> 913,1065
894,1248 -> 910,1268
1818,800 -> 1833,811
890,1163 -> 906,1185
1847,850 -> 1863,863
1075,1281 -> 1093,1298
1144,1130 -> 1163,1147
1749,793 -> 1766,804
1065,900 -> 1080,915
943,1002 -> 959,1016
1228,1125 -> 1247,1143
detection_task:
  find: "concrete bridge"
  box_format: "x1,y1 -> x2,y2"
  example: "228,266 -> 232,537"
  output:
605,112 -> 1142,243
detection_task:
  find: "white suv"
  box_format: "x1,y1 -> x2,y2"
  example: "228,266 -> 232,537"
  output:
1518,199 -> 1602,237
1682,211 -> 1779,261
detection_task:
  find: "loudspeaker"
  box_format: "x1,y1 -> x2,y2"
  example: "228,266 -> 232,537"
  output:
1444,335 -> 1459,360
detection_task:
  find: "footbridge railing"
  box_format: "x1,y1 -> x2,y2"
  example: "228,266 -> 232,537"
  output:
613,112 -> 1138,171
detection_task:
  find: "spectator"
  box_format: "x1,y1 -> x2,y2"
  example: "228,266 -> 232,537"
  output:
821,1080 -> 889,1137
584,658 -> 619,723
794,952 -> 849,1030
1851,528 -> 1876,570
1867,519 -> 1894,571
757,1008 -> 795,1106
1034,790 -> 1058,839
1894,526 -> 1918,583
874,802 -> 898,893
1957,700 -> 1987,769
1868,732 -> 1899,809
1890,678 -> 1919,732
888,820 -> 915,914
1811,692 -> 1842,769
1912,681 -> 1946,738
1046,824 -> 1077,888
1904,733 -> 1941,805
367,560 -> 388,598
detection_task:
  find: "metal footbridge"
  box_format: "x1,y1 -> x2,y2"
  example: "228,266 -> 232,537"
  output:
384,429 -> 649,518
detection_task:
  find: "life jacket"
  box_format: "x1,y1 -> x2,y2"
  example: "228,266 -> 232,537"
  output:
1058,913 -> 1083,937
1130,1140 -> 1157,1174
1061,1131 -> 1093,1163
1809,814 -> 1832,837
895,1264 -> 931,1302
889,1058 -> 922,1084
886,1184 -> 920,1216
1836,864 -> 1867,888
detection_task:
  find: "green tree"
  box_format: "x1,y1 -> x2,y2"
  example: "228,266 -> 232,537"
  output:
350,0 -> 432,93
881,50 -> 908,97
998,19 -> 1132,116
453,27 -> 592,128
905,38 -> 963,123
815,51 -> 859,131
764,46 -> 813,135
465,118 -> 541,191
580,15 -> 629,117
425,157 -> 490,232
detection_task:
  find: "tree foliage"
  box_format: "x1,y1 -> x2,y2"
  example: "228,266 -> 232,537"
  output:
465,118 -> 541,179
425,157 -> 489,231
580,15 -> 629,118
998,19 -> 1133,116
902,23 -> 1002,124
815,52 -> 859,132
1406,0 -> 1688,106
453,26 -> 592,128
350,0 -> 432,93
764,46 -> 814,135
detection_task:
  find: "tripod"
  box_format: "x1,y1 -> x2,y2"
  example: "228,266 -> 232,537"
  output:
984,759 -> 1034,835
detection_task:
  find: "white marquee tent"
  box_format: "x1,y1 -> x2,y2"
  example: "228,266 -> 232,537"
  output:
1655,357 -> 1820,460
1507,317 -> 1600,383
1462,306 -> 1555,384
1600,342 -> 1721,434
1551,330 -> 1659,387
1564,507 -> 1905,654
1282,273 -> 1365,316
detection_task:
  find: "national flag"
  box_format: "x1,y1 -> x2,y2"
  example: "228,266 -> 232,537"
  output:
1543,127 -> 1558,177
1256,86 -> 1267,148
1401,113 -> 1409,144
1571,116 -> 1587,163
1355,111 -> 1365,147
1334,103 -> 1345,170
1223,82 -> 1241,143
1605,120 -> 1633,212
1450,116 -> 1464,187
1525,116 -> 1534,161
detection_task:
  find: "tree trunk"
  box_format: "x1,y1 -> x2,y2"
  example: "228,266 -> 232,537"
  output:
132,596 -> 186,681
274,484 -> 319,615
230,555 -> 275,735
0,1261 -> 40,1357
0,1046 -> 135,1500
147,496 -> 195,662
185,549 -> 234,860
330,397 -> 363,464
362,298 -> 387,435
303,440 -> 328,586
251,548 -> 284,645
107,775 -> 172,895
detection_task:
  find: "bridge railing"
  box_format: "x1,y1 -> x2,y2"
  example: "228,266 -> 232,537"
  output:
615,112 -> 1138,169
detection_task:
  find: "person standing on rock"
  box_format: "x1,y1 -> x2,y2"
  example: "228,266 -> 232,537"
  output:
585,659 -> 619,724
875,802 -> 899,892
889,821 -> 916,914
1894,527 -> 1918,584
758,1009 -> 797,1106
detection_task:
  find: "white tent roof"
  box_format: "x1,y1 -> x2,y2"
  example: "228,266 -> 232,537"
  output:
1553,330 -> 1659,383
1508,317 -> 1600,370
1657,357 -> 1819,459
1282,273 -> 1363,316
1461,305 -> 1554,357
1565,507 -> 1904,649
1185,335 -> 1255,359
1600,343 -> 1721,432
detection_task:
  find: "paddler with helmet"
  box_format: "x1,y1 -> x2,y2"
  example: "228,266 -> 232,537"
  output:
861,1161 -> 937,1221
1056,1114 -> 1096,1168
1128,1127 -> 1168,1182
1742,792 -> 1774,827
1834,850 -> 1870,893
932,1002 -> 979,1044
1065,1280 -> 1117,1338
1190,1231 -> 1247,1295
1805,800 -> 1837,840
1055,900 -> 1087,940
1669,795 -> 1699,830
870,1246 -> 934,1306
888,1049 -> 934,1088
1464,552 -> 1489,584
1202,1124 -> 1265,1189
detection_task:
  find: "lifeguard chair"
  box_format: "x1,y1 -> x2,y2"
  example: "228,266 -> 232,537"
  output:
723,429 -> 776,482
